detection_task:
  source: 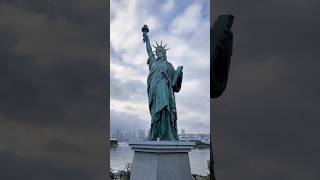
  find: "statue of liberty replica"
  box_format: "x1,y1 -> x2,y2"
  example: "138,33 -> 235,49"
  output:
142,25 -> 183,141
128,25 -> 198,180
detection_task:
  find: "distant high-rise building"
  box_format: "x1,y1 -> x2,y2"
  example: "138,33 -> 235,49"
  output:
138,129 -> 145,139
115,129 -> 123,141
181,129 -> 185,135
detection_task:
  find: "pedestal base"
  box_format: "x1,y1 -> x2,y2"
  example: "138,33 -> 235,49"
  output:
128,141 -> 195,180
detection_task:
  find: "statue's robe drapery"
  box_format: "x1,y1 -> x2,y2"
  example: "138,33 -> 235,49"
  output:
147,55 -> 182,141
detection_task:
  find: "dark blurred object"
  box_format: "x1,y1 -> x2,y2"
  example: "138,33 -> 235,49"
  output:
211,15 -> 234,98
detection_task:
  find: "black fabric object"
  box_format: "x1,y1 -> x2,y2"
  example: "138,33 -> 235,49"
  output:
210,15 -> 234,99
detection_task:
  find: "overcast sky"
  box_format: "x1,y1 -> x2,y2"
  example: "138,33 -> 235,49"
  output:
110,0 -> 210,134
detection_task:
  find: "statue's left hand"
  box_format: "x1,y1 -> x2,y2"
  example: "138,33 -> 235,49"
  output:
218,29 -> 233,57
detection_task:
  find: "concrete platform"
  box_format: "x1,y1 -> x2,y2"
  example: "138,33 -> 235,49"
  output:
128,141 -> 195,180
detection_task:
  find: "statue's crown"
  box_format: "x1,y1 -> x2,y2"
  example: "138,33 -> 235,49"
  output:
152,41 -> 169,53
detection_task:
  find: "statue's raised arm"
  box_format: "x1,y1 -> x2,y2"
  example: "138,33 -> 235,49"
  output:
142,25 -> 154,59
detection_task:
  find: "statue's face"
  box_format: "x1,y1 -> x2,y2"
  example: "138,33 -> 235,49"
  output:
156,50 -> 164,58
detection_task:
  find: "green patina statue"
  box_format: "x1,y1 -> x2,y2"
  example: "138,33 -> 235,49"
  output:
142,25 -> 183,141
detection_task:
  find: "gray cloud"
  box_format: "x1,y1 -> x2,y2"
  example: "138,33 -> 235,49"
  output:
213,0 -> 320,179
110,110 -> 148,133
110,76 -> 146,101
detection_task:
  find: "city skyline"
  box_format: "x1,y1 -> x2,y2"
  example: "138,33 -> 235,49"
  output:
111,128 -> 209,136
111,128 -> 210,143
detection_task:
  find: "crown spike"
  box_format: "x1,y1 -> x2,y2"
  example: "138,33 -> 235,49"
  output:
155,41 -> 159,46
161,41 -> 163,46
165,48 -> 170,51
152,44 -> 156,48
164,44 -> 167,48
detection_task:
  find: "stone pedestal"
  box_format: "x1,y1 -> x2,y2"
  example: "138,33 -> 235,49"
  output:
128,141 -> 195,180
